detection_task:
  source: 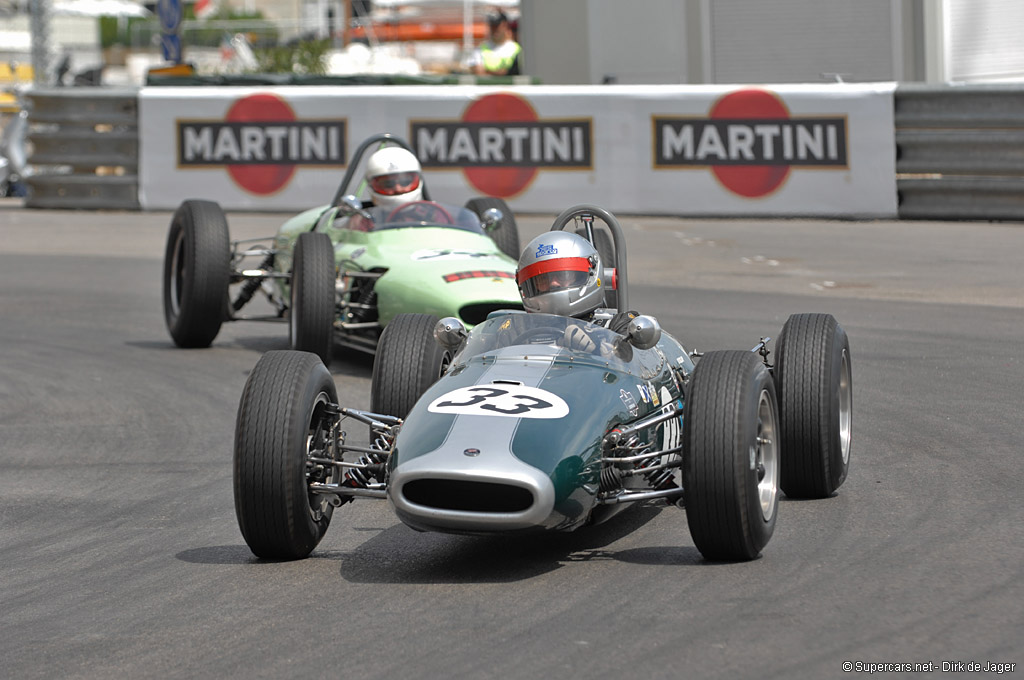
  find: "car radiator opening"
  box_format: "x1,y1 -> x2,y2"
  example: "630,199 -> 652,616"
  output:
402,479 -> 534,513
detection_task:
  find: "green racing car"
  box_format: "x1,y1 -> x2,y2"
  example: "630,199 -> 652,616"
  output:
162,134 -> 522,365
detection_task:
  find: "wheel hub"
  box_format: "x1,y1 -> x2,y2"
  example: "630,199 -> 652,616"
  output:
755,389 -> 779,521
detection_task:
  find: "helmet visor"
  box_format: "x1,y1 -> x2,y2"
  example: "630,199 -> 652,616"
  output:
370,171 -> 421,196
521,269 -> 589,297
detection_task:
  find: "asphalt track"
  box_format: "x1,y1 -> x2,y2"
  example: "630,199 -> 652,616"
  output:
1,201 -> 1021,679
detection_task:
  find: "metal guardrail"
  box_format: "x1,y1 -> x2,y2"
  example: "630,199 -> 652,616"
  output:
24,88 -> 140,210
895,84 -> 1024,220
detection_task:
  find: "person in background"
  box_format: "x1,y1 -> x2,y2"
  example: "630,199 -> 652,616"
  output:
470,10 -> 521,76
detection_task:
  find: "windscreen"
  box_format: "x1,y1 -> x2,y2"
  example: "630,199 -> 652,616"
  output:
453,312 -> 639,373
363,201 -> 485,233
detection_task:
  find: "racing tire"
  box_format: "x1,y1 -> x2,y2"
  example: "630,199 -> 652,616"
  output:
234,350 -> 339,560
289,232 -> 336,365
371,313 -> 450,419
683,350 -> 780,561
465,197 -> 521,260
774,313 -> 852,498
162,200 -> 230,348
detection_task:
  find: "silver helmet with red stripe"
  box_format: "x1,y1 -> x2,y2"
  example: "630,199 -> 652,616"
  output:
516,232 -> 605,317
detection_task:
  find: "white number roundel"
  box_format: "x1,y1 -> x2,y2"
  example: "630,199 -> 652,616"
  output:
427,385 -> 570,419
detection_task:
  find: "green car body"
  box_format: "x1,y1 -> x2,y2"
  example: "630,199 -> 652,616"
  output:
162,133 -> 522,357
273,202 -> 522,331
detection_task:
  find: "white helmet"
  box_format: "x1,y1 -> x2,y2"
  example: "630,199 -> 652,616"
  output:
516,232 -> 605,318
365,147 -> 423,208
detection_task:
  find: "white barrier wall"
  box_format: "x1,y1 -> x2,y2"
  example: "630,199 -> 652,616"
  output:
139,84 -> 897,216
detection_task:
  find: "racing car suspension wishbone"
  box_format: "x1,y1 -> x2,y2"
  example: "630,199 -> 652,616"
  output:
603,403 -> 681,444
304,407 -> 402,499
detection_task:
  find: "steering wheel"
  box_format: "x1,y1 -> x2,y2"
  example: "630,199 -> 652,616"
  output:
387,201 -> 455,225
512,326 -> 564,345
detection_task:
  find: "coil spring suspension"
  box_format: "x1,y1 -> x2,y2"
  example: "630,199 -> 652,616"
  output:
641,460 -> 676,491
603,430 -> 676,492
232,254 -> 274,311
344,428 -> 394,487
347,287 -> 378,323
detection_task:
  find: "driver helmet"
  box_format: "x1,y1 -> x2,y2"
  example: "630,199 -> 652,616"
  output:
365,146 -> 423,208
516,232 -> 605,318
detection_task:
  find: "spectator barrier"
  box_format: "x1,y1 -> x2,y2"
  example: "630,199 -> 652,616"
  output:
16,83 -> 1024,220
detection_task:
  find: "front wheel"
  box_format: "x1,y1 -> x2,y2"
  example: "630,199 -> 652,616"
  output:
683,350 -> 780,561
289,232 -> 336,365
371,313 -> 450,419
775,313 -> 852,498
234,350 -> 339,559
162,200 -> 230,347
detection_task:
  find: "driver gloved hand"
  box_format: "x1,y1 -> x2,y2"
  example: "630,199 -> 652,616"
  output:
608,310 -> 640,335
563,325 -> 597,352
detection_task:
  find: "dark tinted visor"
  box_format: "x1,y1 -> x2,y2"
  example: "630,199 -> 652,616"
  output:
521,269 -> 589,297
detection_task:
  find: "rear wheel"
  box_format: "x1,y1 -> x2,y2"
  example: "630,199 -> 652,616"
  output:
466,197 -> 520,260
234,350 -> 339,560
683,350 -> 780,561
289,232 -> 336,365
162,200 -> 230,347
371,313 -> 450,419
775,313 -> 852,498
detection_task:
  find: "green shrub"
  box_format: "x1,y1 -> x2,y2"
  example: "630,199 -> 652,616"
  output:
253,39 -> 330,75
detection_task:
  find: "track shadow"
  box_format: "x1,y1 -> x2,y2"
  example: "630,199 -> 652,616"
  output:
176,504 -> 674,576
177,503 -> 717,577
330,503 -> 706,583
176,544 -> 265,565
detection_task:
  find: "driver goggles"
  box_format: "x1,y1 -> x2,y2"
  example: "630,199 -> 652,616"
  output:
370,171 -> 421,196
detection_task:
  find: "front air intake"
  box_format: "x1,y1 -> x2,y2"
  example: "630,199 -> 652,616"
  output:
402,479 -> 533,513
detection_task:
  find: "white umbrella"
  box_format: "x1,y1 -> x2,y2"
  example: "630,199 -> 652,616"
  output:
52,0 -> 151,18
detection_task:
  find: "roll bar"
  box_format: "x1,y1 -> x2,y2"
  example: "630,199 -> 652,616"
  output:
550,204 -> 629,313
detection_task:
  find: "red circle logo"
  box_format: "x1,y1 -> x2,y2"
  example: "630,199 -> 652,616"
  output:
225,94 -> 297,195
709,89 -> 791,198
461,93 -> 539,198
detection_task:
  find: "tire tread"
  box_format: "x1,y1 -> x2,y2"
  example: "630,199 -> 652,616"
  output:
371,313 -> 447,418
234,350 -> 335,559
683,350 -> 776,561
776,313 -> 850,498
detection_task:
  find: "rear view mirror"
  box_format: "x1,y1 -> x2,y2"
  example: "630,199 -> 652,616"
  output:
627,315 -> 661,350
434,317 -> 468,350
481,208 -> 503,232
338,195 -> 371,219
